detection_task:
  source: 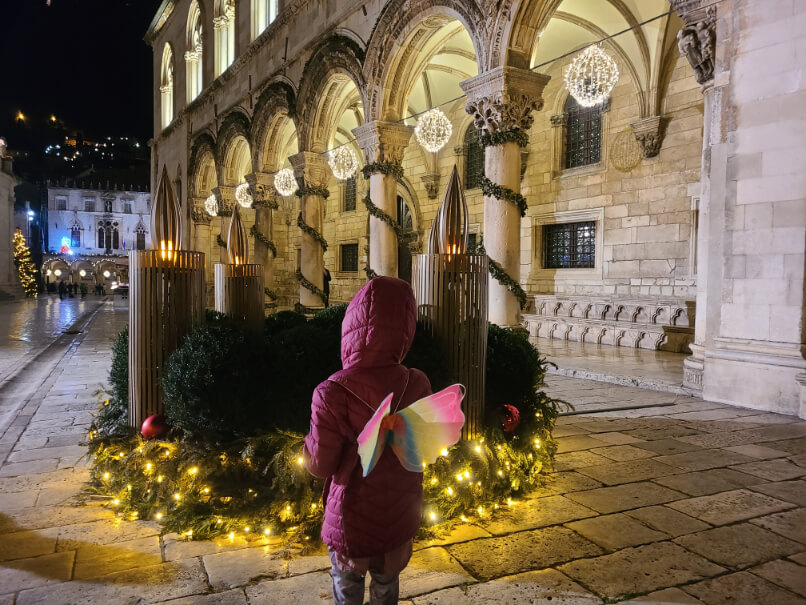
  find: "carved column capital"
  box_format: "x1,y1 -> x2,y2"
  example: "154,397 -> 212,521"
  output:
289,152 -> 329,189
460,66 -> 551,134
191,197 -> 212,224
421,174 -> 440,199
211,186 -> 235,215
550,114 -> 567,127
670,0 -> 717,85
352,121 -> 413,165
244,172 -> 276,204
630,116 -> 666,158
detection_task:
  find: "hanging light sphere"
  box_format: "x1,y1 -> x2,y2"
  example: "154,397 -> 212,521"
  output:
328,146 -> 358,180
563,44 -> 619,108
274,168 -> 298,197
204,194 -> 218,217
415,108 -> 453,153
235,183 -> 253,208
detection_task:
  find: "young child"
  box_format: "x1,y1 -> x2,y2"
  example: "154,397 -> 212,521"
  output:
304,276 -> 432,605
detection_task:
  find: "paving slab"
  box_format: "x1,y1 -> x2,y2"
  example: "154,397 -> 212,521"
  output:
399,546 -> 474,599
621,587 -> 703,603
576,458 -> 680,485
410,568 -> 601,604
723,444 -> 791,459
557,541 -> 724,599
447,526 -> 603,581
683,571 -> 806,605
749,480 -> 806,506
0,551 -> 75,594
245,571 -> 362,604
480,494 -> 597,535
528,471 -> 603,496
764,438 -> 806,456
154,588 -> 249,604
201,547 -> 287,590
728,458 -> 806,482
623,506 -> 710,537
668,489 -> 795,525
655,448 -> 757,472
751,559 -> 806,597
653,468 -> 764,496
556,435 -> 613,453
73,535 -> 163,580
751,508 -> 806,545
554,450 -> 612,470
585,431 -> 645,445
565,482 -> 686,514
0,530 -> 57,562
589,444 -> 657,461
565,513 -> 668,551
675,523 -> 803,568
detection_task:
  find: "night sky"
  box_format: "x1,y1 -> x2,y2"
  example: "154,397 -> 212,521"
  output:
0,0 -> 163,146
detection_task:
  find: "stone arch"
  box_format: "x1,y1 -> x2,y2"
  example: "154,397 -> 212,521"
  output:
215,109 -> 252,181
296,35 -> 366,153
189,132 -> 218,197
251,81 -> 298,172
363,0 -> 486,122
160,42 -> 176,129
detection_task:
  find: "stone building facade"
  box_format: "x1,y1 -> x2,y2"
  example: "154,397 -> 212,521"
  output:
146,0 -> 806,418
0,141 -> 22,299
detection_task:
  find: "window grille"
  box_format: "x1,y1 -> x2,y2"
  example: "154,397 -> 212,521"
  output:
57,198 -> 67,211
84,199 -> 95,212
97,227 -> 105,249
71,228 -> 81,248
543,221 -> 596,269
136,231 -> 146,250
341,243 -> 358,272
564,96 -> 602,169
343,176 -> 356,212
464,126 -> 485,189
123,202 -> 132,214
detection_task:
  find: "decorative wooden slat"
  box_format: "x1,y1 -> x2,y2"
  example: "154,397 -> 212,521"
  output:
413,253 -> 488,440
128,250 -> 205,428
214,263 -> 265,333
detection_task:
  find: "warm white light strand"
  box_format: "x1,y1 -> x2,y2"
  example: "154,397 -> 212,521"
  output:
328,146 -> 358,180
274,168 -> 298,196
235,183 -> 253,208
415,108 -> 453,152
204,194 -> 218,217
563,44 -> 619,108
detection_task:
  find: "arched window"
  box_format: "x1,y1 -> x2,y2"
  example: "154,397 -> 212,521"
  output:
97,226 -> 105,249
112,225 -> 120,250
135,221 -> 147,250
464,125 -> 485,190
70,226 -> 81,248
161,44 -> 175,129
564,95 -> 602,169
186,1 -> 204,102
214,0 -> 236,76
251,0 -> 278,40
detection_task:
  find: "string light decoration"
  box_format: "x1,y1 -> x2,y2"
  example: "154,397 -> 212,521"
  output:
274,168 -> 298,197
415,108 -> 453,152
12,229 -> 37,297
204,195 -> 218,217
563,44 -> 619,108
327,147 -> 358,180
235,183 -> 253,208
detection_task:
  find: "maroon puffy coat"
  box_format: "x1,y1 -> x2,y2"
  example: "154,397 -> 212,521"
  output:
304,277 -> 432,558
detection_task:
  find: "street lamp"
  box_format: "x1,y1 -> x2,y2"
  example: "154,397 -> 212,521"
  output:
26,210 -> 35,247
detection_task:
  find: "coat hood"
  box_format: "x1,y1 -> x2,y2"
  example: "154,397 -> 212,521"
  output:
341,277 -> 417,369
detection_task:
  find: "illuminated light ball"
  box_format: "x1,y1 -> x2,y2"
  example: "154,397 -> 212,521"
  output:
103,270 -> 111,278
501,404 -> 521,433
79,269 -> 86,277
54,269 -> 62,277
274,168 -> 298,197
328,146 -> 358,180
46,269 -> 52,276
235,183 -> 253,208
563,44 -> 619,108
415,108 -> 453,152
204,194 -> 218,217
141,414 -> 170,440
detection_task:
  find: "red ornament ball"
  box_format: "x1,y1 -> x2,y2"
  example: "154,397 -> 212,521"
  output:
141,414 -> 170,440
501,404 -> 521,433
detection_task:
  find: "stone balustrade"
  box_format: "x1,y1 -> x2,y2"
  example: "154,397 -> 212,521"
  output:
523,295 -> 695,353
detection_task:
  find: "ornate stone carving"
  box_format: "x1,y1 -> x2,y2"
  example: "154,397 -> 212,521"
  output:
460,67 -> 551,134
550,114 -> 567,127
421,174 -> 440,199
289,152 -> 329,189
670,0 -> 717,85
211,186 -> 234,215
630,116 -> 665,158
191,204 -> 211,225
352,121 -> 413,165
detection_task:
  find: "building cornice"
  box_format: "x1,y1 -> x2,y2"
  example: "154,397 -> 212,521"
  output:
145,0 -> 175,46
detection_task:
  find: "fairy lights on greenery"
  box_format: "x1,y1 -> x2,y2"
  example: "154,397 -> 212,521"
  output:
249,224 -> 277,257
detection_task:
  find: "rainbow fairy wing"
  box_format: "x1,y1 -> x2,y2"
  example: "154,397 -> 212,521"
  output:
389,384 -> 465,473
356,392 -> 393,477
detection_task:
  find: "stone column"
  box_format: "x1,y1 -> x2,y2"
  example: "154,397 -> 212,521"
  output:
352,122 -> 413,278
191,200 -> 212,306
671,0 -> 719,395
460,67 -> 550,326
245,172 -> 276,299
289,152 -> 328,308
212,186 -> 235,263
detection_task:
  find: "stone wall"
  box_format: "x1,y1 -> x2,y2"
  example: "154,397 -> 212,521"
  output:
0,158 -> 21,299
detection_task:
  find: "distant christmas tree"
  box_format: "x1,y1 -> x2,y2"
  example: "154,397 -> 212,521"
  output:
12,229 -> 38,297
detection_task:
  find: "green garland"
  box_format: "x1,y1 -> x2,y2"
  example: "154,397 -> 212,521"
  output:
477,241 -> 528,310
479,128 -> 529,149
480,175 -> 528,218
249,225 -> 277,258
217,234 -> 226,248
264,287 -> 278,301
295,185 -> 330,200
218,209 -> 233,218
364,194 -> 403,239
364,266 -> 378,280
295,268 -> 327,305
253,198 -> 279,210
361,161 -> 404,182
297,213 -> 328,252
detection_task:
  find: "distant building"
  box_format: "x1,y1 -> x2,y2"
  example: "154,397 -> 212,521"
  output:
47,184 -> 152,256
0,139 -> 23,299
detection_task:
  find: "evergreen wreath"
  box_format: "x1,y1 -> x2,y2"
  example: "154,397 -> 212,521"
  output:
216,233 -> 226,248
478,240 -> 528,310
249,225 -> 277,258
361,161 -> 404,182
252,198 -> 279,210
295,268 -> 327,304
297,213 -> 328,252
364,194 -> 404,239
479,128 -> 529,149
480,175 -> 528,218
264,287 -> 278,301
295,185 -> 330,200
218,209 -> 233,218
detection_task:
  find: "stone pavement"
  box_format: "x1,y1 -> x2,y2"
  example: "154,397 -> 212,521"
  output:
0,304 -> 805,604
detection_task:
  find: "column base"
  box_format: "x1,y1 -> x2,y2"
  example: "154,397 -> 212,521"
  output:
682,343 -> 704,396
